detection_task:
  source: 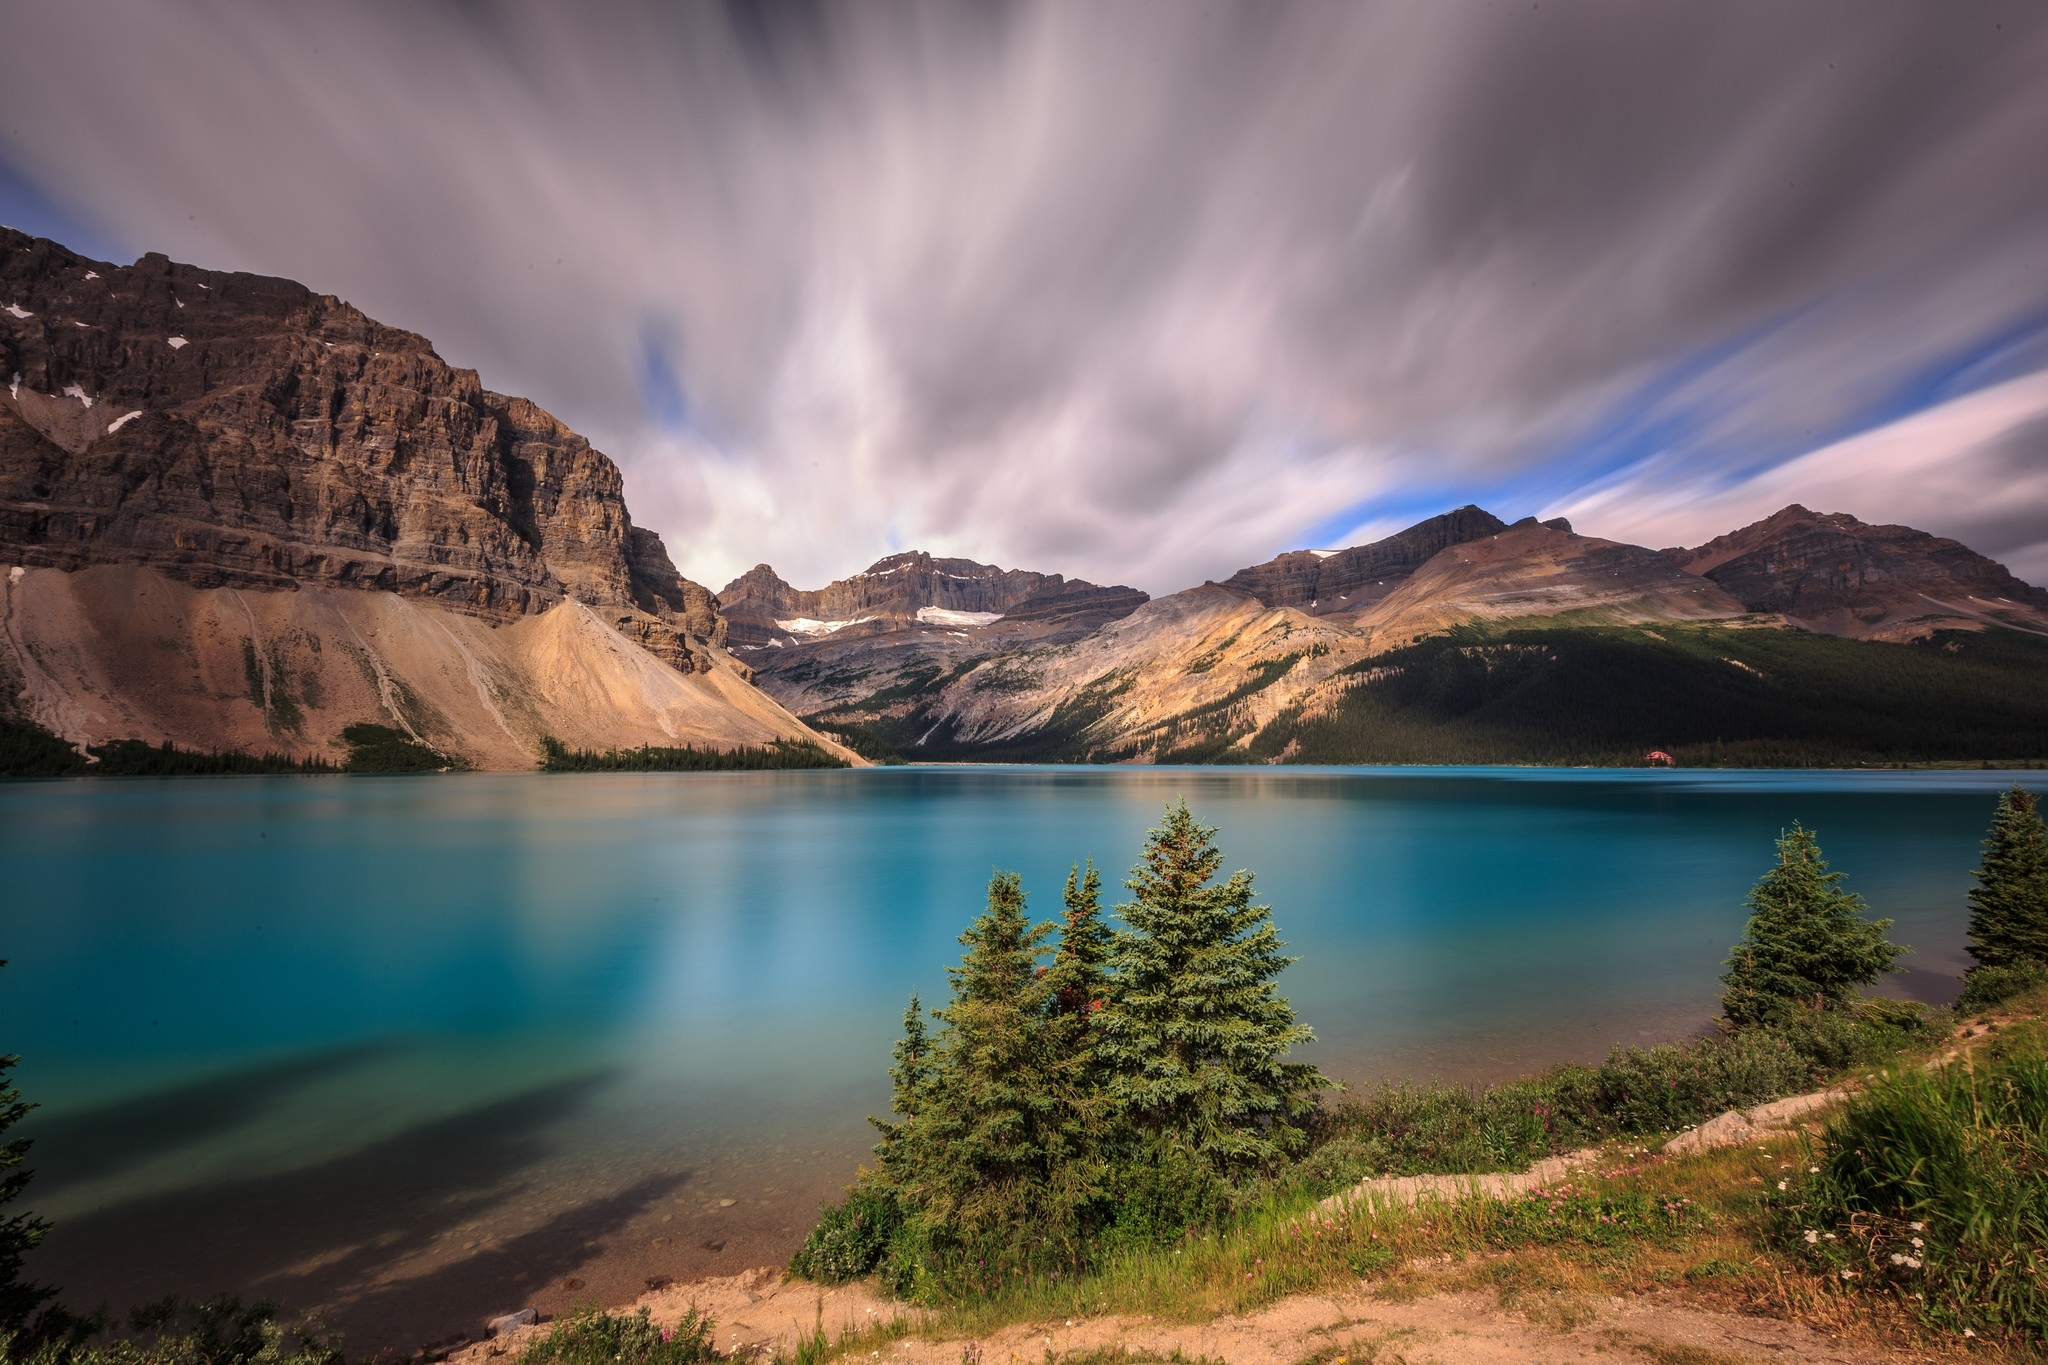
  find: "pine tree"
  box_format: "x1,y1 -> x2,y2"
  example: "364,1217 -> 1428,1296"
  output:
1097,802 -> 1331,1169
0,962 -> 52,1336
870,993 -> 931,1186
1047,861 -> 1112,1021
881,873 -> 1100,1245
1965,784 -> 2048,969
1720,825 -> 1906,1028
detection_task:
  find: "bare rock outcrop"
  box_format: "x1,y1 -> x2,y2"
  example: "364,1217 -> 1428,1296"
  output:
1660,1088 -> 1847,1156
1220,505 -> 1508,614
1668,504 -> 2048,639
0,228 -> 726,672
718,550 -> 1145,651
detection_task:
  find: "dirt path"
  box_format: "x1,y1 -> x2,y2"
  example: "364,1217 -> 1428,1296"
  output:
457,1267 -> 1911,1365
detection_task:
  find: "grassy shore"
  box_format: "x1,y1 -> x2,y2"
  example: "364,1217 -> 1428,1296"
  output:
501,986 -> 2048,1365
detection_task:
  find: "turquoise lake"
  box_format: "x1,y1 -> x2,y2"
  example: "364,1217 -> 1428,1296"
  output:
0,766 -> 2020,1348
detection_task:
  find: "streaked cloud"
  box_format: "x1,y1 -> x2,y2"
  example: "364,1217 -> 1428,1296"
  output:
1557,370 -> 2048,583
2,1 -> 2045,592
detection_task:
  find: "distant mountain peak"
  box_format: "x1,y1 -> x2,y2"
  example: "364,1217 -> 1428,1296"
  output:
718,550 -> 1147,650
1671,504 -> 2048,638
1222,505 -> 1509,613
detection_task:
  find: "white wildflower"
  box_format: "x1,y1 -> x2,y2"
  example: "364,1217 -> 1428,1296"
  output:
1777,1180 -> 1788,1191
1910,1221 -> 1925,1231
1804,1230 -> 1819,1244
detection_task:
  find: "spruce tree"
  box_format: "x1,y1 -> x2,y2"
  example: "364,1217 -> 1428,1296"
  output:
0,962 -> 52,1336
1047,861 -> 1112,1021
1720,825 -> 1906,1028
879,873 -> 1100,1246
870,993 -> 931,1187
1965,784 -> 2048,969
1097,802 -> 1330,1169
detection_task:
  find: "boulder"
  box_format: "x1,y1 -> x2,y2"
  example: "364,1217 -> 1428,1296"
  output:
486,1309 -> 537,1337
1661,1109 -> 1756,1156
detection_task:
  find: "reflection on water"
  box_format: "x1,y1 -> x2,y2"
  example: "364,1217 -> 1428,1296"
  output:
0,766 -> 2014,1349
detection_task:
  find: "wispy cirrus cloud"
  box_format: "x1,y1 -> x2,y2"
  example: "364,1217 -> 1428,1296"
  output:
2,1 -> 2046,592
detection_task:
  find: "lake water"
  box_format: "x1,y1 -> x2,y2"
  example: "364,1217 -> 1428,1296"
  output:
0,766 -> 2018,1349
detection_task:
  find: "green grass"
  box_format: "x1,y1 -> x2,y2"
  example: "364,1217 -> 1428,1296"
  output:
516,1305 -> 718,1365
538,735 -> 849,771
1779,1032 -> 2048,1344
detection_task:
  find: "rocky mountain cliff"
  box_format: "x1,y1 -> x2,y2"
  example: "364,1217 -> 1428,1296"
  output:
1669,504 -> 2048,639
720,551 -> 1147,650
1222,504 -> 1525,613
0,228 -> 725,672
719,552 -> 1151,722
1,230 -> 849,767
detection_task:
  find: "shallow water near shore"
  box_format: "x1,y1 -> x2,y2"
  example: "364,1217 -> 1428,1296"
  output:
0,765 -> 2014,1348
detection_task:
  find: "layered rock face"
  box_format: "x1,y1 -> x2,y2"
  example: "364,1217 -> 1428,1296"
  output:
1670,505 -> 2048,638
719,551 -> 1146,650
1220,505 -> 1508,613
0,228 -> 724,672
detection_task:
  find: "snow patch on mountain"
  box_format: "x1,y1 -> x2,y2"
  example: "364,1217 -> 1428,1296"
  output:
916,606 -> 1004,627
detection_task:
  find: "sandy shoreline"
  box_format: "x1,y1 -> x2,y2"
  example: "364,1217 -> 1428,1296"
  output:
455,1263 -> 1910,1365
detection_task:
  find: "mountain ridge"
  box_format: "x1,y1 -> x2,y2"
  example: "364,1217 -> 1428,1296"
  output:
1,229 -> 852,768
719,551 -> 1147,651
0,227 -> 727,670
1667,503 -> 2048,640
772,505 -> 2048,765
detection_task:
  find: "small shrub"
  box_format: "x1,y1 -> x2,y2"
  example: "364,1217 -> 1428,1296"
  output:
787,1185 -> 904,1285
5,1295 -> 342,1365
1958,961 -> 2048,1014
517,1305 -> 716,1365
1772,997 -> 1938,1074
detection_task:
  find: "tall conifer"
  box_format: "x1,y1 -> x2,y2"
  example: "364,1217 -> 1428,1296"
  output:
0,963 -> 51,1335
879,873 -> 1100,1244
1097,802 -> 1330,1168
1048,861 -> 1112,1020
1965,785 -> 2048,969
1721,825 -> 1905,1028
870,993 -> 930,1185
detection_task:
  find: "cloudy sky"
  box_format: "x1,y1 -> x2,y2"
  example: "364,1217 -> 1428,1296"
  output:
4,1 -> 2047,594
